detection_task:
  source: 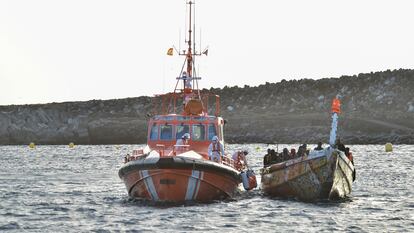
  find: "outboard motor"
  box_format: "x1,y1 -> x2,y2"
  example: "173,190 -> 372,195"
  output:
241,169 -> 257,191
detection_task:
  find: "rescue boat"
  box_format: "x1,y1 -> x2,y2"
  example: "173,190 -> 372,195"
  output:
118,1 -> 256,203
260,98 -> 356,201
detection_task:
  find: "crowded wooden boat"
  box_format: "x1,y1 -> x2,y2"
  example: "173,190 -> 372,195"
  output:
260,98 -> 356,201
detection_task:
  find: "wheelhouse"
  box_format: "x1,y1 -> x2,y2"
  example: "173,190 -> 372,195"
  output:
147,114 -> 225,156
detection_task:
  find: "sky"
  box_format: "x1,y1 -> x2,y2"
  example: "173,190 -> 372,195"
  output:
1,0 -> 414,105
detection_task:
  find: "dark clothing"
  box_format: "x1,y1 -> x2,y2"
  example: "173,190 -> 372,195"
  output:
270,152 -> 279,164
297,147 -> 304,157
263,153 -> 271,167
314,146 -> 323,151
282,148 -> 290,161
336,143 -> 346,152
282,152 -> 290,161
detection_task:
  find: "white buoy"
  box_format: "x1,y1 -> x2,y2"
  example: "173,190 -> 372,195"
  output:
385,143 -> 393,152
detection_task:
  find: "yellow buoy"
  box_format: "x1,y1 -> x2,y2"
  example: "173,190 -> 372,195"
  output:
385,143 -> 393,152
69,142 -> 75,148
29,142 -> 35,149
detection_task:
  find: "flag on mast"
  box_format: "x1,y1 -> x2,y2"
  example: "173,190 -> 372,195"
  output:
167,48 -> 174,56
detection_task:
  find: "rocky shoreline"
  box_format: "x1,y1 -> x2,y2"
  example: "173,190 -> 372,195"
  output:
1,69 -> 414,145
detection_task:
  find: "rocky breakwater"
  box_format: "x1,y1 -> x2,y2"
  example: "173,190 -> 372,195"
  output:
0,97 -> 151,145
215,69 -> 414,144
1,69 -> 413,145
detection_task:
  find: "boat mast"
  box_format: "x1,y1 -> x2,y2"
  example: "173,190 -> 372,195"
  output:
186,1 -> 193,78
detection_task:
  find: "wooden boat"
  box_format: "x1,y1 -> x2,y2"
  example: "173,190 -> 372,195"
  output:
118,1 -> 256,203
260,98 -> 356,201
261,147 -> 355,201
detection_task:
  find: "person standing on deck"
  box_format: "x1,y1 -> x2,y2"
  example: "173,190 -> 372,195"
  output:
176,133 -> 190,152
182,71 -> 193,104
208,136 -> 224,162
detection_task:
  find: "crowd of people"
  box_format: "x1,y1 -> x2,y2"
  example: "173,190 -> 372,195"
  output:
263,144 -> 312,167
263,139 -> 354,167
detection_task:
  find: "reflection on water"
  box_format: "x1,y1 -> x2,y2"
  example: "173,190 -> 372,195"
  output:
0,144 -> 413,232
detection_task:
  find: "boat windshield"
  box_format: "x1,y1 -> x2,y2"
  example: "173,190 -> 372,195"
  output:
177,116 -> 191,121
192,124 -> 206,141
208,123 -> 217,140
152,115 -> 216,122
176,124 -> 190,139
149,122 -> 217,142
160,124 -> 173,140
154,115 -> 175,121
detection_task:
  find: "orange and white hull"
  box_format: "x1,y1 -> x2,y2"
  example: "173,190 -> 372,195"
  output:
119,156 -> 241,202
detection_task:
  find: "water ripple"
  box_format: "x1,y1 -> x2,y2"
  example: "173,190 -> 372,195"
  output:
0,144 -> 413,232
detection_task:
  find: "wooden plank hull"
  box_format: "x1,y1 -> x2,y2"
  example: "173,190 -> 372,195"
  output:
260,148 -> 354,201
119,156 -> 241,202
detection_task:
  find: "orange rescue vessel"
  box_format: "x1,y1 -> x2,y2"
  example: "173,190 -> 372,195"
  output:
118,1 -> 255,203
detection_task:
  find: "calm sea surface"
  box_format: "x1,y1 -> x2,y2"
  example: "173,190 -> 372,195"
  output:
1,144 -> 413,232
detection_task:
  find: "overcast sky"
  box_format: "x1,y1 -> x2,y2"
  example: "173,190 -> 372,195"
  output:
1,0 -> 413,105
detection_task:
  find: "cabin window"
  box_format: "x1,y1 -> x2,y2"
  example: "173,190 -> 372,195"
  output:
177,116 -> 191,121
192,124 -> 206,141
163,116 -> 175,121
160,124 -> 173,140
176,124 -> 189,139
208,123 -> 217,140
193,116 -> 207,121
208,116 -> 216,121
149,124 -> 158,140
154,116 -> 175,121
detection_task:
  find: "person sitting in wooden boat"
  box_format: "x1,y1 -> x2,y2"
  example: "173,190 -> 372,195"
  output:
282,148 -> 290,161
263,149 -> 272,167
208,136 -> 224,162
290,148 -> 296,158
345,147 -> 354,165
270,149 -> 279,164
314,142 -> 324,151
297,145 -> 304,157
335,138 -> 346,152
303,144 -> 310,155
175,133 -> 190,152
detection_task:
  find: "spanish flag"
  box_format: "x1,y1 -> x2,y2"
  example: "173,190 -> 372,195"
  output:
167,48 -> 173,56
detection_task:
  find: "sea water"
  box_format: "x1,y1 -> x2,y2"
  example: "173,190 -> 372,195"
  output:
1,144 -> 413,232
